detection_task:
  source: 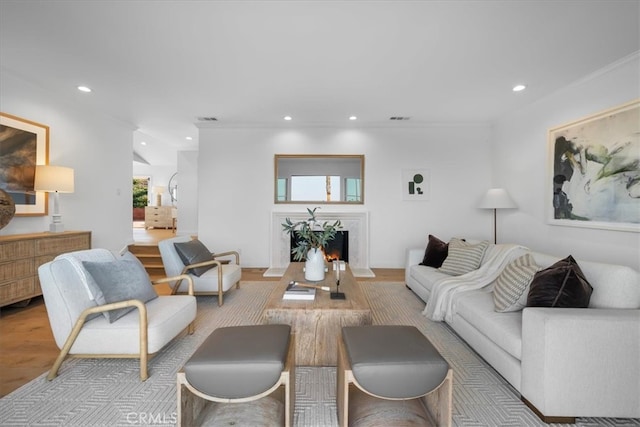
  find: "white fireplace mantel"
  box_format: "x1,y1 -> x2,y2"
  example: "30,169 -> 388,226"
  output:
265,211 -> 374,278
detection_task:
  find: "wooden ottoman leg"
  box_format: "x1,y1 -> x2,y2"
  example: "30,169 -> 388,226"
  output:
177,372 -> 208,427
283,335 -> 295,427
420,368 -> 453,427
337,337 -> 351,427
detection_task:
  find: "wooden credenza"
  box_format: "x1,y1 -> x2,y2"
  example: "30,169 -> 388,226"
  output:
145,206 -> 173,229
0,231 -> 91,308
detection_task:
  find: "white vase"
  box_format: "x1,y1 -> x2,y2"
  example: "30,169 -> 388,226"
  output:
305,248 -> 326,281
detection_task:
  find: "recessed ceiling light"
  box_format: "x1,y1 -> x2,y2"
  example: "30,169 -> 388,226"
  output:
140,141 -> 147,146
77,85 -> 92,93
349,116 -> 357,121
185,136 -> 193,140
512,84 -> 526,92
284,116 -> 292,121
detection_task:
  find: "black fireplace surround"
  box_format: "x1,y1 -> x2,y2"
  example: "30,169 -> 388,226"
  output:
290,231 -> 349,262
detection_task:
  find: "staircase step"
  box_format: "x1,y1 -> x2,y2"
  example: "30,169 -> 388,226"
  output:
128,244 -> 161,256
128,243 -> 166,277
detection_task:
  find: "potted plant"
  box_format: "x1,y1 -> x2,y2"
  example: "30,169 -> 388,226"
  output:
282,207 -> 343,281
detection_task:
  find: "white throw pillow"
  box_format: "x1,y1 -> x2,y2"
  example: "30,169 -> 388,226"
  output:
493,253 -> 540,312
439,238 -> 489,276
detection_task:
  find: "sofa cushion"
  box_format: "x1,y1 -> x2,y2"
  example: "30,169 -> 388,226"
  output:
493,253 -> 540,312
526,255 -> 593,308
454,289 -> 523,360
83,258 -> 158,323
420,234 -> 449,268
409,265 -> 452,294
174,238 -> 214,277
439,238 -> 489,276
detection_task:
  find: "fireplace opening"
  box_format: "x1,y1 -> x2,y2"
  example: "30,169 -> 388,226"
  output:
290,231 -> 349,262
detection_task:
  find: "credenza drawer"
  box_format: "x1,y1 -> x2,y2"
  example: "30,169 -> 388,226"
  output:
0,240 -> 35,260
0,259 -> 34,282
0,277 -> 35,305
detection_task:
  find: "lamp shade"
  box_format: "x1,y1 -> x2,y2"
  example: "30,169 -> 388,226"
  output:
152,186 -> 166,194
478,188 -> 516,209
34,165 -> 75,193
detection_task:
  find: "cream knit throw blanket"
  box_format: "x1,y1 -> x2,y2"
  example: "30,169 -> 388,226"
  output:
422,243 -> 529,322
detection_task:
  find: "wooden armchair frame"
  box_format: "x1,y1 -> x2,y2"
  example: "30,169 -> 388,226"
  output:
47,274 -> 195,382
173,250 -> 241,306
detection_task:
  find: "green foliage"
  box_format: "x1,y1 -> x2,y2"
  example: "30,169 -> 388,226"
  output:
282,207 -> 343,262
132,178 -> 148,208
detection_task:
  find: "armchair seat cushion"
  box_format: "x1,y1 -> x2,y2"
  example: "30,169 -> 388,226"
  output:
177,263 -> 242,294
65,295 -> 196,354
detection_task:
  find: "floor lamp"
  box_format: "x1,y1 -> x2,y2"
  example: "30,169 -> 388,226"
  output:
478,188 -> 517,244
34,165 -> 75,232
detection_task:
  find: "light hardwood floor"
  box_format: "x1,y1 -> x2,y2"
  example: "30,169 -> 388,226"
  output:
0,228 -> 404,397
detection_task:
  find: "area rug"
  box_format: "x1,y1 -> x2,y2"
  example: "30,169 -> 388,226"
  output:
0,282 -> 637,427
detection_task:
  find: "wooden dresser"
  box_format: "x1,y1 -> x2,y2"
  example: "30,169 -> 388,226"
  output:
0,231 -> 91,308
144,206 -> 173,229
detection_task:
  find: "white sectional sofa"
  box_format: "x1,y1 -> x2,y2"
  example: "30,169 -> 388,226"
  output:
405,243 -> 640,422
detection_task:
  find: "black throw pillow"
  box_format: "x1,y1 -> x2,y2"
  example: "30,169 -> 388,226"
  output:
526,255 -> 593,308
420,235 -> 449,268
174,239 -> 215,277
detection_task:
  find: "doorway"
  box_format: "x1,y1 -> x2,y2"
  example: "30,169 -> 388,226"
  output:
133,176 -> 149,228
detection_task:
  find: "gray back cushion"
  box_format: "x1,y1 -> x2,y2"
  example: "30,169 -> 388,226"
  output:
173,239 -> 214,277
83,258 -> 158,323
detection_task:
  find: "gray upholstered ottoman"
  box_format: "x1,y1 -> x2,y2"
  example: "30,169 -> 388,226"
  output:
177,324 -> 295,427
337,325 -> 452,427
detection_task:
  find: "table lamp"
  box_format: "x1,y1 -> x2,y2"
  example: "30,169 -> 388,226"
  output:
153,186 -> 166,206
34,165 -> 75,233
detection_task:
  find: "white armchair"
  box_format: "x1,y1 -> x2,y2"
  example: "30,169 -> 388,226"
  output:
158,235 -> 241,306
38,248 -> 197,381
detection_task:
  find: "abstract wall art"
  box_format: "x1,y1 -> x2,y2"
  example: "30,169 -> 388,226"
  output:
547,99 -> 639,232
0,113 -> 49,216
402,169 -> 430,201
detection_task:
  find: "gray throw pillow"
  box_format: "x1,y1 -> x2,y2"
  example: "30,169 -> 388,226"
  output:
173,239 -> 215,277
83,259 -> 158,323
439,238 -> 489,276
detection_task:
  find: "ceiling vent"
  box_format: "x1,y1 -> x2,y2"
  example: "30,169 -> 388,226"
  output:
197,117 -> 218,121
389,116 -> 411,121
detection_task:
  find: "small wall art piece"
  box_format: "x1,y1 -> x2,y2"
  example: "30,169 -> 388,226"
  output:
547,99 -> 639,232
402,169 -> 430,201
0,113 -> 49,216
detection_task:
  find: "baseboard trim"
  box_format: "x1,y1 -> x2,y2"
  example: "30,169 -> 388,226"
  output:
521,397 -> 576,424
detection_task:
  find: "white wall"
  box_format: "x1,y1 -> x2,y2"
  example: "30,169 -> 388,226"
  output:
196,125 -> 493,268
177,151 -> 199,235
0,71 -> 135,251
493,53 -> 640,269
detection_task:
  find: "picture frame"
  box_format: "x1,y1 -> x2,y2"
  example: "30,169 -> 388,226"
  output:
547,99 -> 639,232
0,112 -> 49,216
402,169 -> 430,201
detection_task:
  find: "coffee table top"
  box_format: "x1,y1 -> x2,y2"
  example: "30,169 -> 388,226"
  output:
264,262 -> 370,311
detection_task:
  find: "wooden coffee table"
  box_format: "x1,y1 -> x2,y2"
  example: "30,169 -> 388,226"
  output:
262,262 -> 372,366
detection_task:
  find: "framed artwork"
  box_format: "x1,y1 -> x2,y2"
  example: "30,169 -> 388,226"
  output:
547,99 -> 639,232
402,169 -> 430,201
0,113 -> 49,216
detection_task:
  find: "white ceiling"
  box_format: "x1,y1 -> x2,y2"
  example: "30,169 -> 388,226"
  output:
1,1 -> 638,165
